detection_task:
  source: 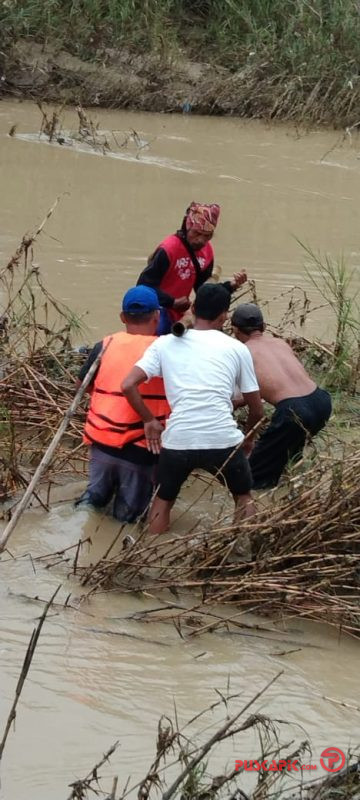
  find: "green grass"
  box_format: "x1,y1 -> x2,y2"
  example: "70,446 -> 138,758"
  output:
1,0 -> 360,69
298,242 -> 360,392
1,1 -> 360,123
0,0 -> 180,55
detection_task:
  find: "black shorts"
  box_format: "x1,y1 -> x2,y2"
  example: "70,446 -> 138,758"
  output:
156,445 -> 253,502
249,387 -> 332,489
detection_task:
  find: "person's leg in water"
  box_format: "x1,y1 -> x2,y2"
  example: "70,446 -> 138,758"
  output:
199,446 -> 255,520
200,445 -> 255,560
232,492 -> 255,520
149,446 -> 255,536
113,459 -> 155,523
75,444 -> 116,510
148,448 -> 192,534
149,496 -> 176,535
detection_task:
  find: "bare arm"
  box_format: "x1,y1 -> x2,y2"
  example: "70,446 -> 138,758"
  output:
232,386 -> 246,410
122,366 -> 155,422
121,366 -> 164,454
242,390 -> 264,455
243,390 -> 264,431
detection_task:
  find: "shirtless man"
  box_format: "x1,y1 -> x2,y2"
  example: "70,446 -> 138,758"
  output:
231,303 -> 332,489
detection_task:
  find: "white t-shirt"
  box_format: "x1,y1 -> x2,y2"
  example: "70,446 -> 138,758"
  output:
136,329 -> 259,450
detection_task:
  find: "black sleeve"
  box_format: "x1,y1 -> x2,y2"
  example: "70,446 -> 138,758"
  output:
78,341 -> 102,382
194,261 -> 213,292
137,248 -> 175,308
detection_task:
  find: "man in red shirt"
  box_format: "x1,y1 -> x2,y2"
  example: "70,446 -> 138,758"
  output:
137,202 -> 247,333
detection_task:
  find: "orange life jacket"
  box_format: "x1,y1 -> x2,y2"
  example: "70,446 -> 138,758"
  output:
83,331 -> 169,449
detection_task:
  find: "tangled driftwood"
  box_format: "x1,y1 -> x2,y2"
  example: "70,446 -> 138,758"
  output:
0,200 -> 89,503
78,447 -> 360,637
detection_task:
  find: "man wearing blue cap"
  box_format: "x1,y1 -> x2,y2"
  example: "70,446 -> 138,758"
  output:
75,287 -> 169,522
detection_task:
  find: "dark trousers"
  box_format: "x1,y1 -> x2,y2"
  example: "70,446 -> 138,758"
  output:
249,388 -> 332,489
76,445 -> 155,523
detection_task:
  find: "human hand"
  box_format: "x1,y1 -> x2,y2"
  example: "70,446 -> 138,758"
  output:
231,271 -> 247,290
173,296 -> 191,311
144,419 -> 164,454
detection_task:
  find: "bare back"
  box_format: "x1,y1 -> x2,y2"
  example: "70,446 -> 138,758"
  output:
245,333 -> 316,405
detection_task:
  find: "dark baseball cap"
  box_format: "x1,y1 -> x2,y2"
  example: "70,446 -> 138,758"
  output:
231,303 -> 264,329
122,286 -> 160,314
194,284 -> 231,320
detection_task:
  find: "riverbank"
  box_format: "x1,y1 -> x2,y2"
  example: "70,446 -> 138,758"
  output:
1,39 -> 359,126
1,0 -> 360,125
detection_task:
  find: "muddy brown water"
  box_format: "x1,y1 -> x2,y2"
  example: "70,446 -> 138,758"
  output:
0,101 -> 359,799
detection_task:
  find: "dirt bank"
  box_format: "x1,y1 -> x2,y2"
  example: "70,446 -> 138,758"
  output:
0,42 -> 231,114
1,39 -> 360,125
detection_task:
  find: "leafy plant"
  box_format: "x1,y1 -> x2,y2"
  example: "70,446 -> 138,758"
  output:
298,241 -> 360,392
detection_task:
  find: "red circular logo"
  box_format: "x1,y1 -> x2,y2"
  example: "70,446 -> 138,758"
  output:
320,747 -> 346,773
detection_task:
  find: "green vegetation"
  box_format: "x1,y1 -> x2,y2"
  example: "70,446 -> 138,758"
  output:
1,1 -> 360,123
300,243 -> 360,392
0,0 -> 359,69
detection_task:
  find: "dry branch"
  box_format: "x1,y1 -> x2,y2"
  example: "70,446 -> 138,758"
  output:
0,339 -> 109,553
77,447 -> 360,636
161,671 -> 283,800
66,741 -> 119,800
0,200 -> 91,506
0,584 -> 61,761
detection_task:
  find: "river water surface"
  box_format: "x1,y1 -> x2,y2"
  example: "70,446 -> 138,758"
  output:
0,100 -> 359,799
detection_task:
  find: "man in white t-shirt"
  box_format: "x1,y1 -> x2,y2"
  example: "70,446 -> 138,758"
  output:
122,284 -> 263,534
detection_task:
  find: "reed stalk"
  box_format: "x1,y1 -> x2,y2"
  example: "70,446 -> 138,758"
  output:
0,584 -> 60,761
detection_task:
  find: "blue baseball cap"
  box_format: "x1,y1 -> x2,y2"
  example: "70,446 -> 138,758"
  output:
122,286 -> 160,314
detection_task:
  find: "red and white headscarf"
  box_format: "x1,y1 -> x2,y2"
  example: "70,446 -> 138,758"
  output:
185,202 -> 220,234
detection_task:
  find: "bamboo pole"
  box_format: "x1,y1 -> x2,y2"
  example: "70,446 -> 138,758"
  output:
0,340 -> 111,554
